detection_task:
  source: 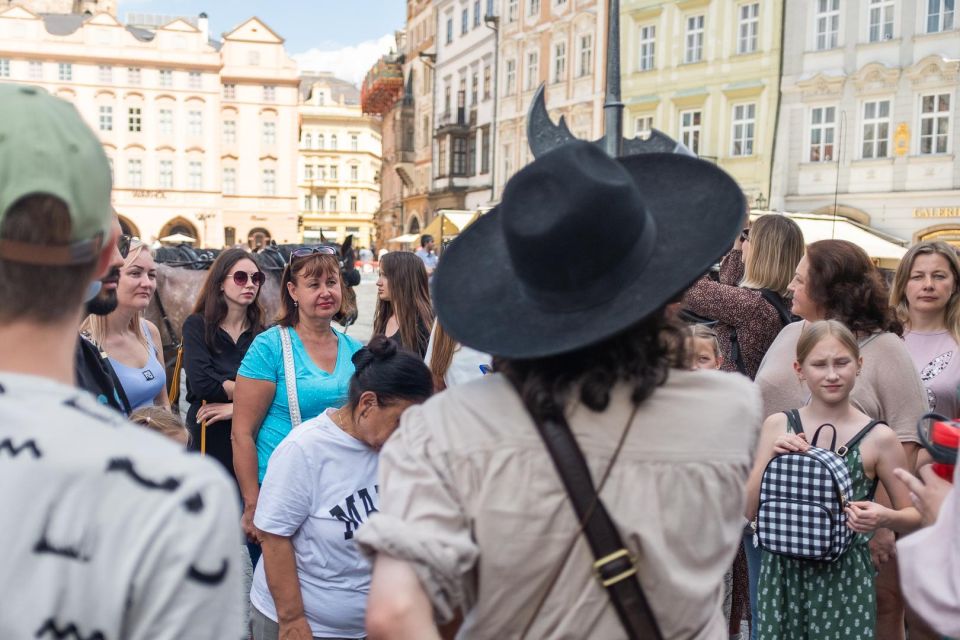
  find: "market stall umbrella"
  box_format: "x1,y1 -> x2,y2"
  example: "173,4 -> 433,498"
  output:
159,232 -> 196,244
387,233 -> 420,244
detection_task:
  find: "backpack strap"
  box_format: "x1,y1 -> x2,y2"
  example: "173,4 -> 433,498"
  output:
837,420 -> 886,457
783,410 -> 803,435
759,289 -> 798,326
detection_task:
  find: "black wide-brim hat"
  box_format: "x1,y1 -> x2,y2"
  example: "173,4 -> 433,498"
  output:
433,141 -> 745,359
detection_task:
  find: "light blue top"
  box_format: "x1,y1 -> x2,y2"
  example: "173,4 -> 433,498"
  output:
238,325 -> 363,483
109,319 -> 166,411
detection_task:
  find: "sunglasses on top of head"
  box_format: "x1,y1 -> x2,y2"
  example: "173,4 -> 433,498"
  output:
290,246 -> 339,261
118,234 -> 138,259
226,271 -> 266,287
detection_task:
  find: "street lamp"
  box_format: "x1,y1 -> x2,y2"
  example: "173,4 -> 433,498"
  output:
484,14 -> 500,203
754,193 -> 768,211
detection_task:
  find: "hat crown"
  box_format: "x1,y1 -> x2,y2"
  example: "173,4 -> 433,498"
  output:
500,142 -> 654,311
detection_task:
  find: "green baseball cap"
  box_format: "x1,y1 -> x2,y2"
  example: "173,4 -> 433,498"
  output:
0,84 -> 112,265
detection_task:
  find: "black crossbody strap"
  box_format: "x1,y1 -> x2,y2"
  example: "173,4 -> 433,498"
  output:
531,413 -> 663,640
837,420 -> 886,457
784,410 -> 803,435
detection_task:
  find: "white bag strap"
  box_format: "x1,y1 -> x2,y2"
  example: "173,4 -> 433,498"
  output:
279,327 -> 302,427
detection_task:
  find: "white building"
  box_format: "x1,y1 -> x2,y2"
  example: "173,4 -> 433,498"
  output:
0,4 -> 300,248
298,73 -> 382,250
432,0 -> 497,210
771,0 -> 960,245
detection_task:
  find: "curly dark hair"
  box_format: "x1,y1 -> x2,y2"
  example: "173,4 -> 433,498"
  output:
493,309 -> 688,424
805,239 -> 902,336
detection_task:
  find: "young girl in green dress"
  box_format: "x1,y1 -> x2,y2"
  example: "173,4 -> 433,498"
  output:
745,320 -> 922,639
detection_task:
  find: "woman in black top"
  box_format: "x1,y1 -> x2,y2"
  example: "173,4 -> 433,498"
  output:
373,251 -> 433,357
182,248 -> 266,478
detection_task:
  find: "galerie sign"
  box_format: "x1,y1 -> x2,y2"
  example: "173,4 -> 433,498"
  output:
914,207 -> 960,218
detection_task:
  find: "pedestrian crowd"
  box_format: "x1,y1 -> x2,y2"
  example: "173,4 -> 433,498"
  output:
0,83 -> 957,640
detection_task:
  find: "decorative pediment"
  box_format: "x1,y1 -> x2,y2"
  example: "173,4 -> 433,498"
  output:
795,71 -> 845,99
159,18 -> 200,33
0,5 -> 39,20
223,17 -> 283,44
905,55 -> 960,87
851,62 -> 900,94
87,12 -> 122,27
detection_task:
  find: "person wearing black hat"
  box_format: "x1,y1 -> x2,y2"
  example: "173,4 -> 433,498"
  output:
357,141 -> 763,639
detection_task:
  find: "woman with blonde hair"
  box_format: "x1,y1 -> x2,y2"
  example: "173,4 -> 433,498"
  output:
81,237 -> 167,411
890,240 -> 960,417
373,251 -> 433,357
683,213 -> 804,379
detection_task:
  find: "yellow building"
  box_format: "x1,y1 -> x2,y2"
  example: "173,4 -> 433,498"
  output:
298,73 -> 382,250
621,0 -> 783,203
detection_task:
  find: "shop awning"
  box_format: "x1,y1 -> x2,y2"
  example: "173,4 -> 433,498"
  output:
421,210 -> 478,240
387,233 -> 420,244
750,211 -> 908,268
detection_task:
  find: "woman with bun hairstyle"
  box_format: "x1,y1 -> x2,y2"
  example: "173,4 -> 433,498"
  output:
755,239 -> 927,640
890,241 -> 960,418
233,248 -> 364,565
249,336 -> 433,640
373,251 -> 433,357
181,248 -> 266,479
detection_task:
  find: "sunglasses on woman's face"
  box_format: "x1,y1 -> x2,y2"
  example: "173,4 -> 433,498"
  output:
290,246 -> 338,261
227,271 -> 266,287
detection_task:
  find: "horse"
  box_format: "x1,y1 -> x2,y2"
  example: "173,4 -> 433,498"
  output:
146,236 -> 361,394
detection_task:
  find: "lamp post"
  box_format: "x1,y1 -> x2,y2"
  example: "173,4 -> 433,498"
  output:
196,211 -> 216,248
484,14 -> 500,204
754,192 -> 768,211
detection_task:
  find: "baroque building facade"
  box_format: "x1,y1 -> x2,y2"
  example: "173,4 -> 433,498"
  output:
0,4 -> 300,248
298,73 -> 382,250
495,0 -> 607,197
771,0 -> 960,244
620,0 -> 784,204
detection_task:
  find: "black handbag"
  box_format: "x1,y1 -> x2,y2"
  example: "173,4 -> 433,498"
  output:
521,404 -> 663,640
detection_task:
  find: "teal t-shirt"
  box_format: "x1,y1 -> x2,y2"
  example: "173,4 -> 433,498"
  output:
238,325 -> 363,482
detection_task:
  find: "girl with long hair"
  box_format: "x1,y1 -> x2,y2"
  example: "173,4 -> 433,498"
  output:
373,251 -> 433,357
81,238 -> 167,410
181,248 -> 266,478
424,319 -> 491,391
890,241 -> 960,417
233,248 -> 363,566
747,320 -> 920,639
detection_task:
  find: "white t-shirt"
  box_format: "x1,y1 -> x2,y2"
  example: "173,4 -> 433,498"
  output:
423,326 -> 492,388
251,409 -> 379,638
0,372 -> 244,640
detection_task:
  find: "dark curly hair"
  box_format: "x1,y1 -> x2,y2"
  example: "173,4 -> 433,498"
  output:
805,239 -> 902,336
493,309 -> 688,424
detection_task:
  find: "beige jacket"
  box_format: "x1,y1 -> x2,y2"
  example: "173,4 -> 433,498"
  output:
357,369 -> 762,639
755,322 -> 927,443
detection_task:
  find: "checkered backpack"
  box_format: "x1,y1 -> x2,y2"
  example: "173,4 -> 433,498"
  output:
755,410 -> 883,562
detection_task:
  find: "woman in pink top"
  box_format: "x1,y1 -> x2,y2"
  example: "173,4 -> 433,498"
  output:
891,241 -> 960,419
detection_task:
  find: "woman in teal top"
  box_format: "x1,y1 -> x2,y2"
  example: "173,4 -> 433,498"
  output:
233,248 -> 362,565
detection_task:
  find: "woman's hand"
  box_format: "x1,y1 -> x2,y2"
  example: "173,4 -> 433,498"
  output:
196,402 -> 233,425
845,501 -> 887,533
278,615 -> 313,640
868,528 -> 896,570
241,502 -> 261,544
894,466 -> 952,527
772,432 -> 808,455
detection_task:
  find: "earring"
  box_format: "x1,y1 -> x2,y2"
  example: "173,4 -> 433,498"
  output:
294,300 -> 299,307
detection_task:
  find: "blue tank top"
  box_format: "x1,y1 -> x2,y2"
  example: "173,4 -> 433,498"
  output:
109,320 -> 167,410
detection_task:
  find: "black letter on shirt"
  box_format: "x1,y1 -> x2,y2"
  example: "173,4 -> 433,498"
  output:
330,505 -> 359,540
358,487 -> 378,517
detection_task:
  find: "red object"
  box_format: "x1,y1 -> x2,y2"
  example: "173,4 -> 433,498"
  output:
930,419 -> 960,481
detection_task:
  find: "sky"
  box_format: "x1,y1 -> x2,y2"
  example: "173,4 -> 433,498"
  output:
116,0 -> 405,84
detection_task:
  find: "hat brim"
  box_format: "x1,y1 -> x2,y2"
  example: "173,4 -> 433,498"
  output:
432,153 -> 745,359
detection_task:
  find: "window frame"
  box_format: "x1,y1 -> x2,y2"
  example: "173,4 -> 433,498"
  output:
868,0 -> 895,41
159,159 -> 174,189
737,3 -> 760,54
808,105 -> 837,162
918,92 -> 952,155
684,15 -> 705,63
730,103 -> 756,157
814,0 -> 841,50
679,109 -> 702,155
578,34 -> 593,77
553,40 -> 567,83
638,24 -> 656,71
98,105 -> 113,132
926,0 -> 956,33
860,99 -> 891,159
525,50 -> 539,92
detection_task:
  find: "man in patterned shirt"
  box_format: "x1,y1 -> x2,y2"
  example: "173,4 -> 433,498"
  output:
0,84 -> 244,639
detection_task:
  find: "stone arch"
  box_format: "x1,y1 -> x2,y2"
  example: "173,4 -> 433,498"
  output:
247,226 -> 272,250
810,204 -> 871,226
406,214 -> 422,234
117,214 -> 140,238
913,224 -> 960,248
159,216 -> 198,242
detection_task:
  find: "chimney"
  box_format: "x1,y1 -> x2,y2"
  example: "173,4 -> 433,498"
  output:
198,11 -> 209,41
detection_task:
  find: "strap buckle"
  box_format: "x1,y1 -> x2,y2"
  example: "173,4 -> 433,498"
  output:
592,548 -> 637,588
